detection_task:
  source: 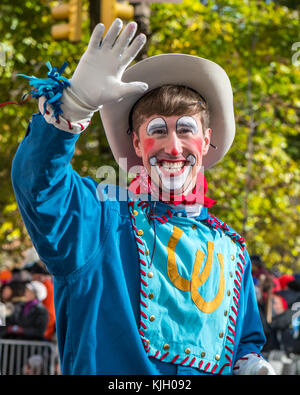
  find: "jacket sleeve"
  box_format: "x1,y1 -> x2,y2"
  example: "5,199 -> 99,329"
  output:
11,112 -> 108,276
233,249 -> 267,362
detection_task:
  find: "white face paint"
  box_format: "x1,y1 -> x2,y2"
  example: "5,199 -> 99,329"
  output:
149,154 -> 196,192
146,117 -> 167,136
176,116 -> 199,135
147,116 -> 198,193
154,164 -> 191,191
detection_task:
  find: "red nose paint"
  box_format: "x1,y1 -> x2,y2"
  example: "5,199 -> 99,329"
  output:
170,147 -> 180,156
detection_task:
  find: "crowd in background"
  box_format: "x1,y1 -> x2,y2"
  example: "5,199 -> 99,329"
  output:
251,255 -> 300,359
0,248 -> 55,343
0,248 -> 57,374
0,248 -> 300,374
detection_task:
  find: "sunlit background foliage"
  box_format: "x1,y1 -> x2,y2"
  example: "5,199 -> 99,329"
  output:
0,0 -> 299,273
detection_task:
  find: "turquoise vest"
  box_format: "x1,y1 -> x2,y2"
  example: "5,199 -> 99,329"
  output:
128,198 -> 246,375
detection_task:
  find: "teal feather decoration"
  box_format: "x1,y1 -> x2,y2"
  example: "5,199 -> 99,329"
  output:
17,61 -> 70,120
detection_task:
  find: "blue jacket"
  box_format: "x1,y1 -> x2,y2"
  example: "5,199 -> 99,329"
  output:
11,113 -> 266,374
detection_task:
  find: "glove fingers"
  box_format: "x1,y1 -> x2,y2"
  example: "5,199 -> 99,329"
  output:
101,18 -> 123,49
121,34 -> 147,66
119,81 -> 148,98
113,22 -> 137,55
87,23 -> 105,51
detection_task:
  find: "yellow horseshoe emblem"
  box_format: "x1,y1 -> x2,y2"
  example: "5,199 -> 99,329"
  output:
167,226 -> 225,313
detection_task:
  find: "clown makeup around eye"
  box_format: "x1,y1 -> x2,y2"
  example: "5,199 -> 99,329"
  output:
176,116 -> 198,135
146,117 -> 167,136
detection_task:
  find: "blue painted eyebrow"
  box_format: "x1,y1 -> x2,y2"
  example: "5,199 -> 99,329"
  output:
147,117 -> 167,135
176,116 -> 198,133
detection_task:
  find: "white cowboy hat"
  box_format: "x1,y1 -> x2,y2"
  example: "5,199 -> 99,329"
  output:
100,53 -> 235,171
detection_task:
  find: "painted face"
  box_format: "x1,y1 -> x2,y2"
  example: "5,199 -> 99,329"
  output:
133,114 -> 211,197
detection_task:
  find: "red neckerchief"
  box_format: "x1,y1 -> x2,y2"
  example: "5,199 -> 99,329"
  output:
128,169 -> 217,208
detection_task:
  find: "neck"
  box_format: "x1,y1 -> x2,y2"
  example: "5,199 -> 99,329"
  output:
169,201 -> 203,217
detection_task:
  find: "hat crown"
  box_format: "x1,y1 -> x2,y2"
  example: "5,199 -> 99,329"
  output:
100,53 -> 235,171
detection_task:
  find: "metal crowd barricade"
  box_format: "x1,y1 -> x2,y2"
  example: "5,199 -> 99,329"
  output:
0,339 -> 59,375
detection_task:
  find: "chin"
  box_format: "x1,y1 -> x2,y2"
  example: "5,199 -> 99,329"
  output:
157,175 -> 196,199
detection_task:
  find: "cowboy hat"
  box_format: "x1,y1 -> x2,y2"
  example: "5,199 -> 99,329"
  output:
100,53 -> 235,171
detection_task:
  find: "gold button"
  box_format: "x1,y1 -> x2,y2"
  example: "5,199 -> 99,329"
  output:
201,352 -> 205,358
227,290 -> 231,296
185,348 -> 191,355
133,210 -> 138,216
230,272 -> 233,278
145,249 -> 150,256
163,344 -> 170,351
148,272 -> 154,278
137,229 -> 144,236
149,315 -> 155,322
219,332 -> 224,338
224,310 -> 228,316
215,354 -> 221,361
192,224 -> 197,230
145,339 -> 150,345
148,293 -> 154,300
231,255 -> 235,260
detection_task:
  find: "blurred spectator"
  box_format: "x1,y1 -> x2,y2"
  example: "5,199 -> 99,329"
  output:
295,274 -> 300,282
273,294 -> 288,315
11,267 -> 31,283
22,354 -> 44,375
251,255 -> 270,279
271,271 -> 281,293
0,281 -> 27,320
288,277 -> 300,293
254,270 -> 300,357
277,276 -> 300,308
0,281 -> 49,341
25,262 -> 56,341
278,274 -> 295,291
0,303 -> 5,326
0,268 -> 12,285
21,247 -> 40,267
0,282 -> 14,303
263,293 -> 295,354
9,281 -> 28,302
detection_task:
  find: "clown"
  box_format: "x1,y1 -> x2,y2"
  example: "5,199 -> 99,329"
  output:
12,19 -> 275,375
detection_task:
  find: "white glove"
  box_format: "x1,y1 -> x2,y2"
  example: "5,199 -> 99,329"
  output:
233,353 -> 276,375
61,18 -> 148,122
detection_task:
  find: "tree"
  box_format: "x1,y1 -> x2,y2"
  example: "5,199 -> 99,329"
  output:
0,0 -> 299,273
149,0 -> 300,272
0,0 -> 111,265
272,0 -> 299,9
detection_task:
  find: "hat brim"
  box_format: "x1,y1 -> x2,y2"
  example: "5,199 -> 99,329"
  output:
100,53 -> 235,171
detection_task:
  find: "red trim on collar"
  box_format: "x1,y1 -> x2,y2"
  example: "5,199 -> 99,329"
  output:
129,171 -> 217,207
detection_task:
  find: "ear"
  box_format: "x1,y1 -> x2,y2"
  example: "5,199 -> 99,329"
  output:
202,128 -> 212,156
132,131 -> 143,158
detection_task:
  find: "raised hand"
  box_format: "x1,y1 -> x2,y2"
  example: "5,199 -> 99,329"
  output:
67,18 -> 148,110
